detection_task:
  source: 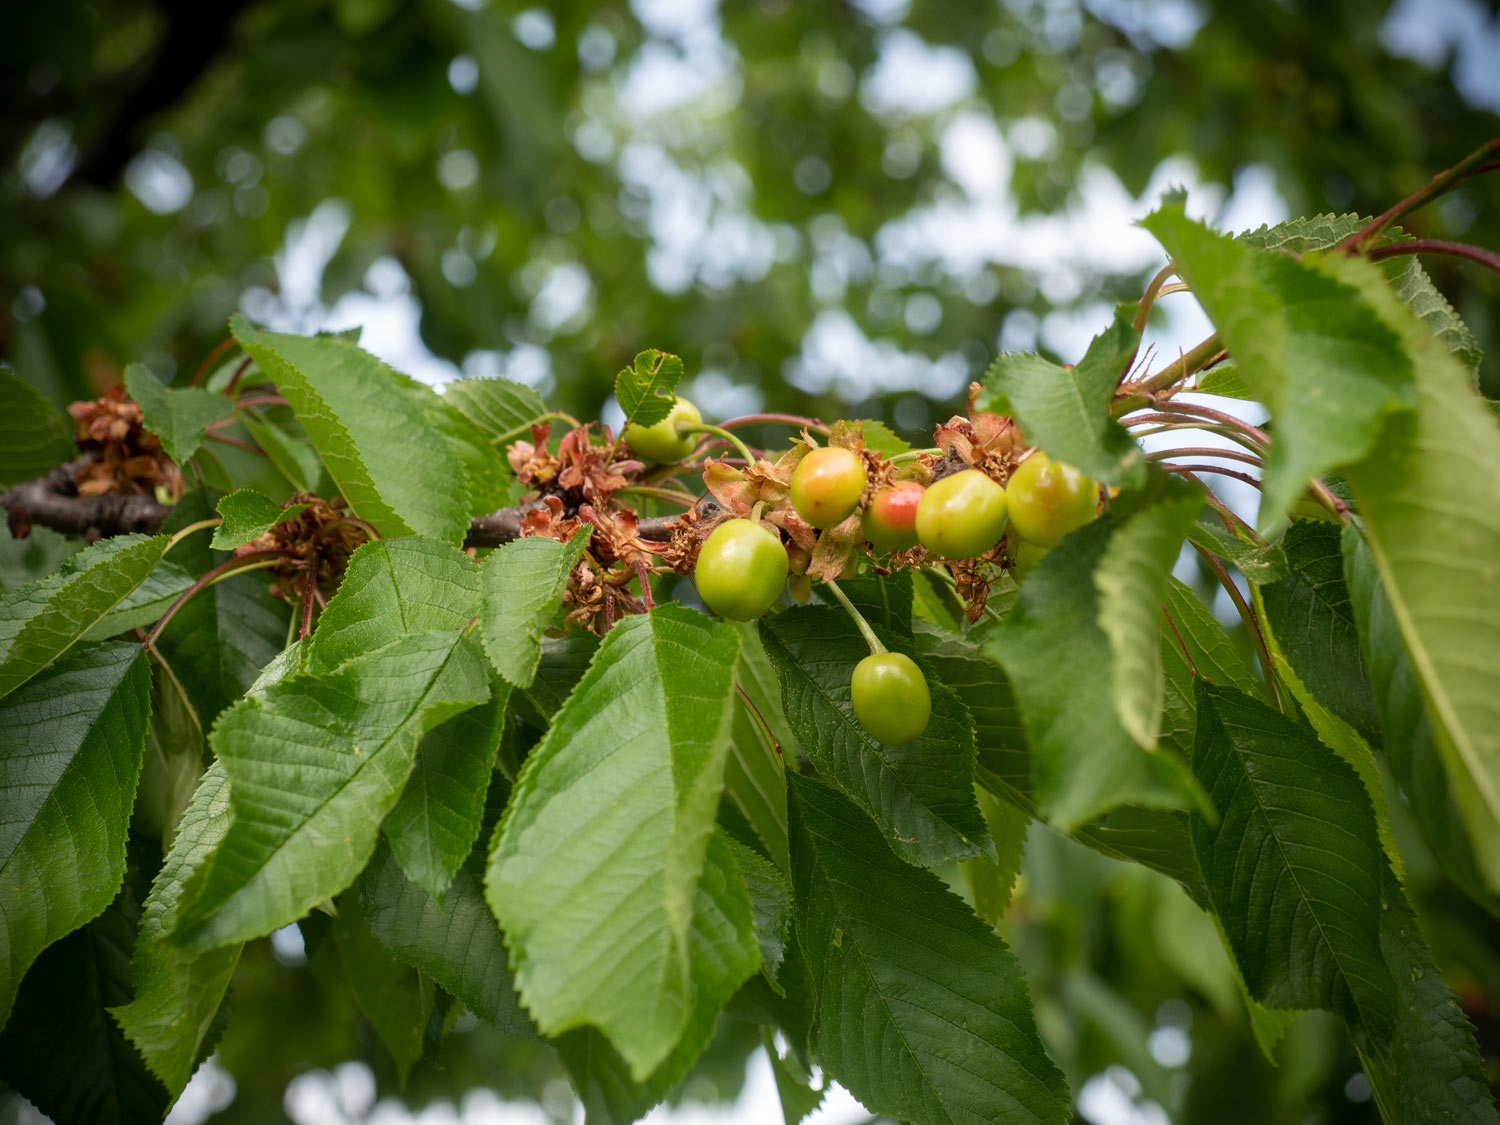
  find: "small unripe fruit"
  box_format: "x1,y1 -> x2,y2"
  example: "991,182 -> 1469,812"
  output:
914,469 -> 1008,560
851,652 -> 931,745
862,481 -> 924,554
694,519 -> 788,621
1010,537 -> 1050,581
623,398 -> 701,464
1006,452 -> 1098,547
790,446 -> 867,529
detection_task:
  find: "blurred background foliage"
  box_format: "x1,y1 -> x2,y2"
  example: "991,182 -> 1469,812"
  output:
2,1 -> 1499,1123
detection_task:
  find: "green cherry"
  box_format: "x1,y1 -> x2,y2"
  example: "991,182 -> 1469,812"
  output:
790,446 -> 867,529
1006,452 -> 1098,547
851,652 -> 931,745
694,518 -> 788,620
623,398 -> 701,464
914,469 -> 1008,560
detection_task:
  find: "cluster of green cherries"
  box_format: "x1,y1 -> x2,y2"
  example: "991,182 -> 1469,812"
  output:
624,399 -> 1100,746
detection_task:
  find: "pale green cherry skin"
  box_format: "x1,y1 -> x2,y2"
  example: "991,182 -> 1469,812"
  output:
914,469 -> 1009,560
694,519 -> 789,621
851,652 -> 931,745
1006,451 -> 1099,547
623,398 -> 701,464
790,446 -> 867,529
1009,536 -> 1051,580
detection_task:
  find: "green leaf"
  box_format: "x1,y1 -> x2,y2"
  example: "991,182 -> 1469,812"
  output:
330,888 -> 432,1086
360,843 -> 531,1036
1350,873 -> 1500,1124
112,762 -> 240,1097
1193,364 -> 1256,400
1235,212 -> 1366,252
238,411 -> 321,493
230,315 -> 470,543
122,363 -> 235,465
1259,520 -> 1380,743
1094,476 -> 1203,748
760,606 -> 991,867
724,835 -> 791,984
555,831 -> 760,1122
1343,526 -> 1499,913
977,304 -> 1146,487
858,419 -> 911,456
0,525 -> 81,592
1184,516 -> 1289,585
486,606 -> 740,1079
613,349 -> 684,430
517,629 -> 600,723
442,375 -> 548,442
383,686 -> 508,905
1329,253 -> 1500,896
410,385 -> 521,517
723,623 -> 792,874
0,368 -> 77,487
963,784 -> 1028,926
1189,682 -> 1396,1022
1141,200 -> 1417,530
309,536 -> 480,673
173,631 -> 491,950
1162,577 -> 1259,694
132,659 -> 205,843
912,619 -> 1029,803
479,528 -> 592,688
1072,806 -> 1210,906
0,532 -> 168,699
209,489 -> 307,551
0,642 -> 149,1027
1386,256 -> 1482,375
815,568 -> 912,634
81,559 -> 195,643
0,882 -> 169,1125
984,519 -> 1173,828
788,773 -> 1070,1125
765,1030 -> 824,1125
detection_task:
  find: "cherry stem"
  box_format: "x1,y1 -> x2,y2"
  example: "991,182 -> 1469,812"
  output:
617,485 -> 697,507
823,577 -> 886,656
1161,463 -> 1263,490
1126,416 -> 1268,456
888,447 -> 942,466
736,685 -> 784,758
1339,137 -> 1500,253
165,517 -> 223,550
1133,263 -> 1179,336
232,394 -> 289,410
320,516 -> 382,541
143,550 -> 291,648
1124,334 -> 1226,397
1161,606 -> 1201,680
1141,400 -> 1271,444
1193,542 -> 1277,706
206,430 -> 269,458
191,336 -> 237,387
223,356 -> 255,396
679,423 -> 756,465
1365,239 -> 1500,277
489,411 -> 583,447
300,572 -> 317,637
1145,446 -> 1263,469
719,412 -> 831,435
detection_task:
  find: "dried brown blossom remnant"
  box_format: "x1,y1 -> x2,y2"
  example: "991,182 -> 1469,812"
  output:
927,382 -> 1022,483
67,385 -> 183,499
508,422 -> 643,511
236,493 -> 371,605
949,556 -> 993,624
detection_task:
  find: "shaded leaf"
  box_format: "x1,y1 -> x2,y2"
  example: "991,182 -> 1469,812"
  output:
723,623 -> 792,874
0,642 -> 149,1026
0,368 -> 76,487
0,882 -> 169,1125
238,411 -> 320,493
111,762 -> 240,1097
1386,256 -> 1482,376
330,888 -> 432,1086
788,773 -> 1070,1125
760,606 -> 991,867
442,375 -> 548,442
964,784 -> 1028,926
1185,516 -> 1289,586
1189,682 -> 1395,1022
360,843 -> 531,1036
